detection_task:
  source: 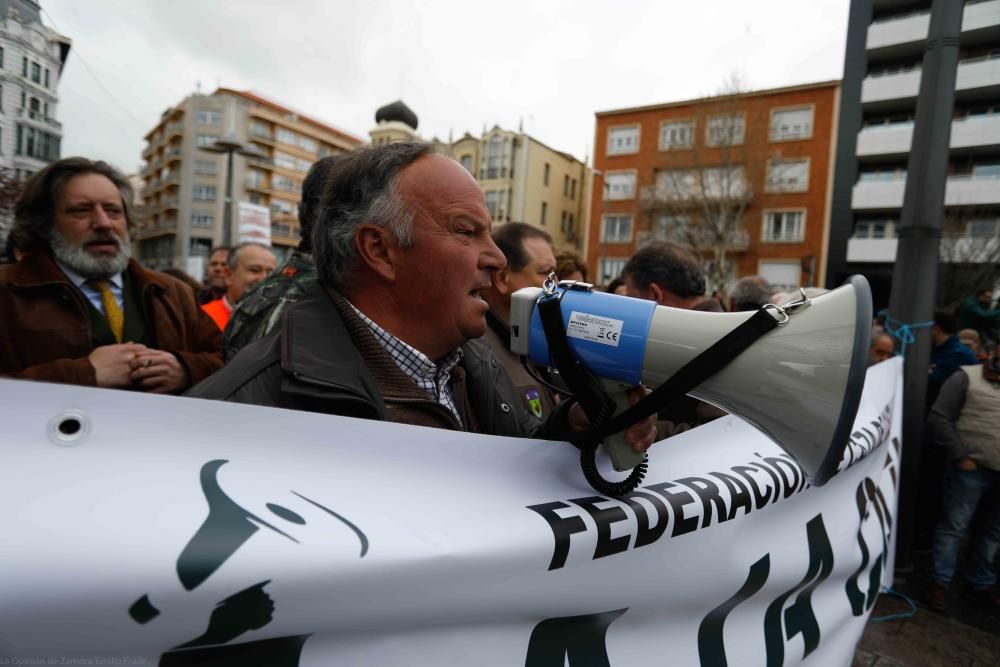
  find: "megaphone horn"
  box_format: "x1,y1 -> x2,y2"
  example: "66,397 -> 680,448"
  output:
510,275 -> 873,488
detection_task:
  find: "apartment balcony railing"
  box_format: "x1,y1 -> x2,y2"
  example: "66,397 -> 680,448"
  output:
852,175 -> 1000,209
857,114 -> 1000,157
847,231 -> 1000,263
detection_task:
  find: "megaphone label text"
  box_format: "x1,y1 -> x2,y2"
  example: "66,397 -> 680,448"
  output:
566,311 -> 624,347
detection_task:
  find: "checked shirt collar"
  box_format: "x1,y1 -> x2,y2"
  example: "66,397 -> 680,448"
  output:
347,301 -> 464,423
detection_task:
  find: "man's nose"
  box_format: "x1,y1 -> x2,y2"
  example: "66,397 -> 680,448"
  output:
482,236 -> 507,271
92,206 -> 114,230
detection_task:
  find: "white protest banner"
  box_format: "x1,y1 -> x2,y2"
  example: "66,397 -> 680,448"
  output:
237,202 -> 271,246
0,358 -> 902,666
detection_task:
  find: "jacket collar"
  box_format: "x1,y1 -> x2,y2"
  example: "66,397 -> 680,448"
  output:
10,250 -> 168,293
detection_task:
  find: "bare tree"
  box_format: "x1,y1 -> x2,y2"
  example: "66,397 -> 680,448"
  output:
0,168 -> 24,258
937,210 -> 1000,310
638,74 -> 770,293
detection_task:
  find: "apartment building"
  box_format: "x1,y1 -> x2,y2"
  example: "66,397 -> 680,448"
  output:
437,126 -> 590,253
136,88 -> 363,276
826,0 -> 1000,307
588,81 -> 841,291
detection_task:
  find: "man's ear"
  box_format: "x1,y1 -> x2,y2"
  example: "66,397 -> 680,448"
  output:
355,224 -> 396,282
492,267 -> 510,295
648,282 -> 666,306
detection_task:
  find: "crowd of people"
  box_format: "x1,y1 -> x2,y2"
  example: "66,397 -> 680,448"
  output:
1,144 -> 997,614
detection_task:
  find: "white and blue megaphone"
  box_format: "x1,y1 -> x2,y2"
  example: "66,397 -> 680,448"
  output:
509,276 -> 872,487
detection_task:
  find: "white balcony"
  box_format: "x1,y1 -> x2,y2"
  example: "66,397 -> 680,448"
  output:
848,234 -> 1000,264
861,69 -> 921,105
861,56 -> 1000,106
856,114 -> 1000,157
847,238 -> 898,263
964,0 -> 1000,34
866,1 -> 1000,52
867,12 -> 928,51
852,176 -> 1000,210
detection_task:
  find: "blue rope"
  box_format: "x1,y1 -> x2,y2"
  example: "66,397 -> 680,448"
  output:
870,586 -> 918,622
880,310 -> 935,358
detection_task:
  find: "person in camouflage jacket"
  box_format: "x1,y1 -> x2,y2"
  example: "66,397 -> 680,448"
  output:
223,155 -> 339,362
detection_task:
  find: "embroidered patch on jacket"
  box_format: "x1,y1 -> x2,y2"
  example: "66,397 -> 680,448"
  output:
525,388 -> 543,419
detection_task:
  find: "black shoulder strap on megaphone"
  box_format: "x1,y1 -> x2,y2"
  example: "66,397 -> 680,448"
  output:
538,291 -> 783,444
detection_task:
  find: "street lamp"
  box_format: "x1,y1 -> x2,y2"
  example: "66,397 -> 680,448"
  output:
198,136 -> 264,247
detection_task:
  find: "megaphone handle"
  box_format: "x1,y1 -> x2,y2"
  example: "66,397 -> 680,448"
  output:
602,382 -> 647,472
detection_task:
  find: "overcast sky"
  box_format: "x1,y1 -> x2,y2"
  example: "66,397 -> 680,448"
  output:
44,0 -> 850,174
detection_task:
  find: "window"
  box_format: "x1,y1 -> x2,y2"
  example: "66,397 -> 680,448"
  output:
599,258 -> 627,285
706,114 -> 745,146
770,107 -> 813,141
485,191 -> 500,218
273,174 -> 300,192
858,168 -> 906,182
274,152 -> 297,170
607,125 -> 640,155
968,218 -> 1000,238
602,214 -> 633,243
0,85 -> 3,112
570,179 -> 577,199
31,62 -> 40,84
0,47 -> 4,68
44,68 -> 50,88
763,211 -> 805,242
544,162 -> 550,185
195,134 -> 219,147
660,120 -> 694,150
854,219 -> 898,239
540,201 -> 548,226
276,127 -> 297,145
190,213 -> 214,228
190,239 -> 212,258
460,154 -> 473,173
21,57 -> 26,77
192,185 -> 216,201
563,175 -> 570,196
653,214 -> 691,241
28,97 -> 40,119
194,160 -> 217,176
271,199 -> 296,215
655,167 -> 747,199
766,159 -> 810,192
972,162 -> 1000,178
250,120 -> 271,139
759,261 -> 801,293
246,169 -> 266,188
195,110 -> 223,125
604,171 -> 636,200
15,124 -> 60,160
560,211 -> 568,232
298,136 -> 318,153
485,136 -> 504,179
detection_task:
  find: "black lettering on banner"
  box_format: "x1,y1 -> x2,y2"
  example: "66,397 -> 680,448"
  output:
527,502 -> 588,571
763,514 -> 834,666
569,496 -> 630,560
732,465 -> 773,509
750,458 -> 782,505
622,491 -> 670,549
645,481 -> 699,536
524,608 -> 628,667
676,476 -> 729,529
761,455 -> 802,500
697,554 -> 770,667
845,478 -> 893,616
709,471 -> 753,520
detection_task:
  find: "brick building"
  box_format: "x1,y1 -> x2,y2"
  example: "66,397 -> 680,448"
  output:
587,80 -> 841,294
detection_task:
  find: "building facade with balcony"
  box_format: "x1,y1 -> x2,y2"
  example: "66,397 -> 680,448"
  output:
135,88 -> 363,276
588,81 -> 840,291
0,0 -> 70,246
432,126 -> 590,254
827,0 -> 1000,307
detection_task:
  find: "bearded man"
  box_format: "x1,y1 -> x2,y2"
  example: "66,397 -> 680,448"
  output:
0,157 -> 222,393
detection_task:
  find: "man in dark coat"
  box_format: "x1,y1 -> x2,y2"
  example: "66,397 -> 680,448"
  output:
0,157 -> 222,392
188,143 -> 656,449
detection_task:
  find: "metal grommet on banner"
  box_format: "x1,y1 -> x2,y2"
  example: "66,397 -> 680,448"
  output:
499,402 -> 511,414
47,410 -> 90,447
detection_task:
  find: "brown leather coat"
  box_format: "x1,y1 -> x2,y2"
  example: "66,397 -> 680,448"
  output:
0,251 -> 223,390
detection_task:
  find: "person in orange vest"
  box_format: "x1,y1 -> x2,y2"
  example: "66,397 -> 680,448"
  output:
201,243 -> 277,331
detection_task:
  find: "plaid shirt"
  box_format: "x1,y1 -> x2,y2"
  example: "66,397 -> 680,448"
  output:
348,302 -> 464,423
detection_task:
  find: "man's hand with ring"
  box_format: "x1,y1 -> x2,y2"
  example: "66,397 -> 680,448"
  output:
129,349 -> 188,394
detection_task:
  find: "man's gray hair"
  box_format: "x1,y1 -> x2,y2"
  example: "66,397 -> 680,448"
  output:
227,242 -> 273,271
728,275 -> 772,312
312,142 -> 433,289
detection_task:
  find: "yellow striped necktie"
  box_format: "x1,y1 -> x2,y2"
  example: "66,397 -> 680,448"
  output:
88,279 -> 124,343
